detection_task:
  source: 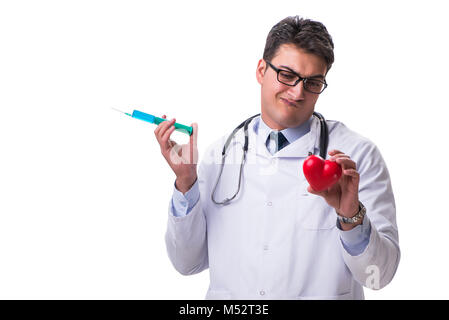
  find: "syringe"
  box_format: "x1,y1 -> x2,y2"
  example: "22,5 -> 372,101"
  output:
112,108 -> 193,135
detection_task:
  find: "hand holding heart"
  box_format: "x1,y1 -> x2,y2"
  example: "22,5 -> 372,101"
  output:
303,149 -> 360,219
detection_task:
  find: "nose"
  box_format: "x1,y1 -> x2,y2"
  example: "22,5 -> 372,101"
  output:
286,80 -> 305,101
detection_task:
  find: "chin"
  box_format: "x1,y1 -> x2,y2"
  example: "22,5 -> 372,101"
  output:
273,114 -> 296,128
282,111 -> 312,128
278,106 -> 300,121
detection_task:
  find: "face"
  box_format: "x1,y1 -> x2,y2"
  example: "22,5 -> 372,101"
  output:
256,44 -> 328,130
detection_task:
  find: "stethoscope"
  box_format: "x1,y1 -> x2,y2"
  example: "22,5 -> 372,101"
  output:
211,112 -> 329,205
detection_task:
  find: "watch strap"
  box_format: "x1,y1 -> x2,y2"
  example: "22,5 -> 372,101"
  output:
336,201 -> 366,224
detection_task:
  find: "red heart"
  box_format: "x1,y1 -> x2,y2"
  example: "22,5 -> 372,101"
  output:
303,155 -> 342,191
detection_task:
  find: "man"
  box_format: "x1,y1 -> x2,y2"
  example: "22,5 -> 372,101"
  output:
154,16 -> 400,299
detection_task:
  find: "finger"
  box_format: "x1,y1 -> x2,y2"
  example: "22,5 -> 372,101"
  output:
161,123 -> 176,149
336,157 -> 356,170
154,116 -> 172,135
156,118 -> 176,140
343,168 -> 360,178
307,185 -> 318,194
155,119 -> 173,147
154,123 -> 161,135
307,185 -> 328,197
189,122 -> 198,164
328,149 -> 344,156
190,122 -> 198,146
154,115 -> 167,134
167,138 -> 176,148
329,154 -> 350,161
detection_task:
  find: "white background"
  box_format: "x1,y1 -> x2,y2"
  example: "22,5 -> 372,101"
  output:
0,0 -> 448,299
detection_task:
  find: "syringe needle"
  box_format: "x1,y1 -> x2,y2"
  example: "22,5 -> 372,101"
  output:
111,107 -> 132,116
111,107 -> 126,114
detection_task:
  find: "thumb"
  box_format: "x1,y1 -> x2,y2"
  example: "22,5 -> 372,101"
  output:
190,122 -> 198,147
189,122 -> 199,164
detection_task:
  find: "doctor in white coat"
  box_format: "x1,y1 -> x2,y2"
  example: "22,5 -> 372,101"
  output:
154,16 -> 400,300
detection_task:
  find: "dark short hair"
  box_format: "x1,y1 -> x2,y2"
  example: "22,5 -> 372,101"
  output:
263,16 -> 334,73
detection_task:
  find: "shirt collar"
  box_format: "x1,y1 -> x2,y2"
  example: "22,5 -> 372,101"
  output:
256,114 -> 313,145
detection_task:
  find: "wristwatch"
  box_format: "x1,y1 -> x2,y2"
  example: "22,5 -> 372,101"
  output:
336,201 -> 366,224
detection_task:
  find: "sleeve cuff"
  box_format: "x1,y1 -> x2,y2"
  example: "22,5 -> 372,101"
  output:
171,179 -> 200,217
337,214 -> 371,256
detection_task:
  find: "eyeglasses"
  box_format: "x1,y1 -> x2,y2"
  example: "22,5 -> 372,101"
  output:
266,61 -> 328,94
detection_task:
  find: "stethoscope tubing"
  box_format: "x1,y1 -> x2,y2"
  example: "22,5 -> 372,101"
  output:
211,112 -> 328,205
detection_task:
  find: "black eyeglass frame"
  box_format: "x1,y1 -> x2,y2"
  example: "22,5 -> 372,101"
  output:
266,61 -> 328,94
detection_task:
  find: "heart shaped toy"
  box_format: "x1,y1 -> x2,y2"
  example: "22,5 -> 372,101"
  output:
303,155 -> 342,191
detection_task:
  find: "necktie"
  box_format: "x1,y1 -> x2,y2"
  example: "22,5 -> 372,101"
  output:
267,131 -> 288,154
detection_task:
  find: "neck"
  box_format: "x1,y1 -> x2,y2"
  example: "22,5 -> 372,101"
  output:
261,113 -> 286,130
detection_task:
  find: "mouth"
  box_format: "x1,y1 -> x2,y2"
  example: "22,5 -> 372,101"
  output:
280,98 -> 298,108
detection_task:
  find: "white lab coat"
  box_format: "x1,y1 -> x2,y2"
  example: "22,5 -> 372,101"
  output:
165,115 -> 400,300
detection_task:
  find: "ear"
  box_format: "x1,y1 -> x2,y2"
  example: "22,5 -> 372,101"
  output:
256,59 -> 266,85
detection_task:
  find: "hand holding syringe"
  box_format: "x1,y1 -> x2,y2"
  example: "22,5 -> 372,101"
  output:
113,108 -> 198,193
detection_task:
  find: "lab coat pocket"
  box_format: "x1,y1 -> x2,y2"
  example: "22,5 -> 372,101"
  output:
296,188 -> 336,230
